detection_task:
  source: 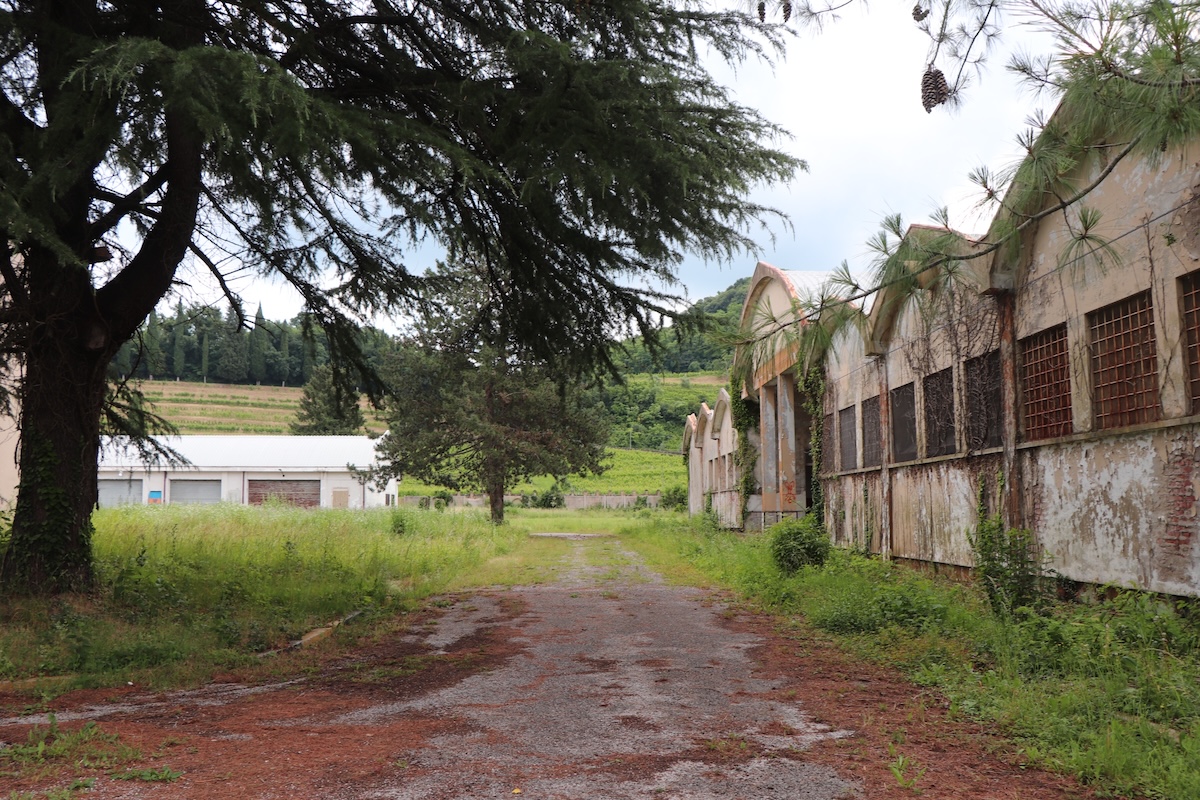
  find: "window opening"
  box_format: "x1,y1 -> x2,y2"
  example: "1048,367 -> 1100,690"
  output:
861,395 -> 882,468
923,368 -> 956,457
891,383 -> 917,462
1019,325 -> 1073,441
1181,271 -> 1200,413
965,350 -> 1002,451
838,406 -> 857,471
1089,291 -> 1160,430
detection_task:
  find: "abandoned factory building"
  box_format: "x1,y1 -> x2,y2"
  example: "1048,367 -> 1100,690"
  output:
686,133 -> 1200,597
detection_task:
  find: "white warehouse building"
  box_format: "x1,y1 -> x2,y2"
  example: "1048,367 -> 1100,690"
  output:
97,435 -> 397,509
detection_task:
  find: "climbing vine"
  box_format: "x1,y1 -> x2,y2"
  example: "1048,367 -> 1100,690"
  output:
798,365 -> 825,513
729,375 -> 759,521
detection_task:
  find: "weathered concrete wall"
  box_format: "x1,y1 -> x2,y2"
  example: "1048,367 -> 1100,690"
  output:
824,471 -> 882,553
1021,426 -> 1200,595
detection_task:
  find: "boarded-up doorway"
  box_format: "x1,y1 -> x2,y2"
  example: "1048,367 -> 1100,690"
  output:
248,479 -> 321,508
332,488 -> 349,509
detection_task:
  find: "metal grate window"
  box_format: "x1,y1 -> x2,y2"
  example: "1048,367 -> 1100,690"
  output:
923,368 -> 956,457
1089,291 -> 1160,430
966,350 -> 1002,451
1019,325 -> 1073,441
1181,271 -> 1200,413
822,413 -> 835,474
861,395 -> 882,468
891,383 -> 917,462
838,406 -> 857,471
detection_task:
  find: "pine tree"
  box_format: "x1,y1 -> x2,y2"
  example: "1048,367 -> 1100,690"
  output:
248,305 -> 268,385
214,308 -> 248,384
290,366 -> 366,436
143,311 -> 167,379
200,332 -> 210,382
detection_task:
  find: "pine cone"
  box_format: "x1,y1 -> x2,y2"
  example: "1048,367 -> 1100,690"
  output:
782,0 -> 793,21
912,4 -> 930,22
758,1 -> 766,22
921,66 -> 949,113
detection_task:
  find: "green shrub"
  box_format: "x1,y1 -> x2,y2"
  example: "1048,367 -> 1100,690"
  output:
531,482 -> 565,509
660,485 -> 687,511
768,514 -> 831,573
970,513 -> 1044,614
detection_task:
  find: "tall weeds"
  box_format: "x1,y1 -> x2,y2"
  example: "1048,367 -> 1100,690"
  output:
0,504 -> 520,687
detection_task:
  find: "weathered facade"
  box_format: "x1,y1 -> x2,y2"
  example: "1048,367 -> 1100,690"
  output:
687,138 -> 1200,596
683,388 -> 742,527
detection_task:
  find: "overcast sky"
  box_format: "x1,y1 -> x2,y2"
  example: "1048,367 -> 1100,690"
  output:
199,3 -> 1057,320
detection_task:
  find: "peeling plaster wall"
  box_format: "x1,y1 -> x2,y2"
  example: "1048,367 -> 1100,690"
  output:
1023,427 -> 1200,595
825,472 -> 882,552
887,458 -> 997,566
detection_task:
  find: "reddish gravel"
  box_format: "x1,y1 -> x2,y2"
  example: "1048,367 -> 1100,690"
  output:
0,539 -> 1101,799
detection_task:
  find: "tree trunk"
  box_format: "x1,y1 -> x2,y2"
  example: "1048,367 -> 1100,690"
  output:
1,327 -> 110,594
488,479 -> 505,525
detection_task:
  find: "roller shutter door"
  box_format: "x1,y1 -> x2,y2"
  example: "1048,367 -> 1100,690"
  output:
248,479 -> 321,508
170,479 -> 222,504
98,479 -> 142,508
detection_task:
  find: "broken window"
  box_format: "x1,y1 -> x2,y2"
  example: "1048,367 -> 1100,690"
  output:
890,383 -> 917,463
1181,270 -> 1200,413
965,350 -> 1002,451
838,406 -> 857,471
1019,324 -> 1073,441
861,395 -> 882,468
923,368 -> 956,457
1089,291 -> 1160,430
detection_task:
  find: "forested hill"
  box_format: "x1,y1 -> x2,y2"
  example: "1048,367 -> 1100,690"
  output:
615,278 -> 748,375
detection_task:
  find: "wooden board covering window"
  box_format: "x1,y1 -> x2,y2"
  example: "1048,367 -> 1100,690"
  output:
248,479 -> 321,507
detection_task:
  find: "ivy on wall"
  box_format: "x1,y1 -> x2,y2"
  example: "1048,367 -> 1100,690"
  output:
798,366 -> 825,513
729,375 -> 759,521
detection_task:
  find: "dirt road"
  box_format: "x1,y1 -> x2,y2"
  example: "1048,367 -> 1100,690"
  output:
0,536 -> 1093,799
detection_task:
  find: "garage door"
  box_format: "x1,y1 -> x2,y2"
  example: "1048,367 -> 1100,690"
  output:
170,479 -> 222,504
98,479 -> 142,508
248,479 -> 321,508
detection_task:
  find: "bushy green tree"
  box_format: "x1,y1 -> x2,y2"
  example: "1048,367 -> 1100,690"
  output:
373,262 -> 611,524
290,365 -> 366,436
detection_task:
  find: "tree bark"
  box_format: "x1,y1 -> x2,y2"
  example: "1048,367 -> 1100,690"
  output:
487,477 -> 505,525
0,252 -> 112,593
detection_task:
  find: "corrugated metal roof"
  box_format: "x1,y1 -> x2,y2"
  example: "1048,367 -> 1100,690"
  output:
99,435 -> 382,471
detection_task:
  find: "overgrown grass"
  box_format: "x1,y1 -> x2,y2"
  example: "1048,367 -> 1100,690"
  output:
620,515 -> 1200,800
0,504 -> 522,688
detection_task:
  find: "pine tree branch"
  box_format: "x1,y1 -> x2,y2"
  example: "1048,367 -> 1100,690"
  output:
89,168 -> 169,239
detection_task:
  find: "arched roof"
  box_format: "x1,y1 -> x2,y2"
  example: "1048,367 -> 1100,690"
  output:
710,387 -> 732,437
682,413 -> 697,453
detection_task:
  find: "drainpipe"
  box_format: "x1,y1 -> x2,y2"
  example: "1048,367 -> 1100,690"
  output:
877,356 -> 892,560
998,291 -> 1024,529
